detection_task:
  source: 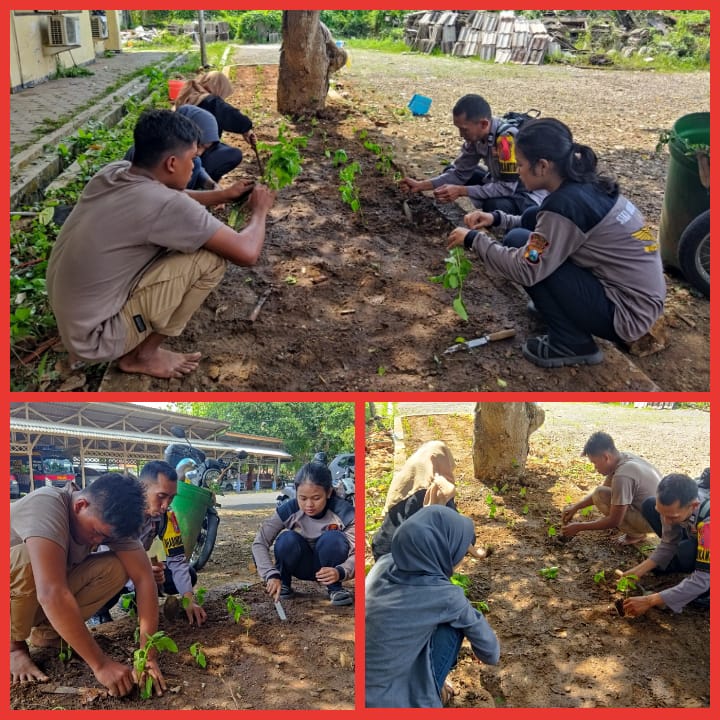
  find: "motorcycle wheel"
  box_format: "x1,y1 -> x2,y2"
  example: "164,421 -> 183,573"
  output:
202,464 -> 222,488
677,210 -> 710,298
190,508 -> 220,571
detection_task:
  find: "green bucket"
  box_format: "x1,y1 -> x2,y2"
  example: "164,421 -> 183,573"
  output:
657,112 -> 710,269
170,482 -> 214,560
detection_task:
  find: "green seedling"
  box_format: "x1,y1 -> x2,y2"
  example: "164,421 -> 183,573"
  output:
485,492 -> 498,520
521,504 -> 529,515
195,587 -> 207,606
257,122 -> 307,190
429,247 -> 473,321
593,570 -> 606,584
450,573 -> 471,592
580,506 -> 594,518
189,642 -> 207,668
519,487 -> 527,498
339,161 -> 362,215
331,148 -> 348,166
547,525 -> 557,537
58,639 -> 73,662
226,596 -> 249,624
120,592 -> 137,618
472,600 -> 490,613
539,566 -> 559,580
616,574 -> 638,596
133,631 -> 178,699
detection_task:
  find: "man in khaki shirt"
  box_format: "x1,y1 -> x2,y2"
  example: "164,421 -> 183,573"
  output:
561,431 -> 661,544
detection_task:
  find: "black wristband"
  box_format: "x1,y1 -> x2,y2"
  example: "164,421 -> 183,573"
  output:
491,210 -> 502,227
464,229 -> 479,250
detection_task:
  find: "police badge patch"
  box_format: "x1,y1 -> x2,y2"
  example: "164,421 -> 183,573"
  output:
524,232 -> 549,264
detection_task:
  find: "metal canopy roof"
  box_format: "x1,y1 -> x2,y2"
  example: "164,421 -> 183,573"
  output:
10,401 -> 230,440
9,403 -> 292,470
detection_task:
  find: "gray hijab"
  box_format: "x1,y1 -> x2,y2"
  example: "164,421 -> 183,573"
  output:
387,504 -> 475,586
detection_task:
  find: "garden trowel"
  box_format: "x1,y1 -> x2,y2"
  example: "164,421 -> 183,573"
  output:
443,328 -> 516,354
274,600 -> 287,621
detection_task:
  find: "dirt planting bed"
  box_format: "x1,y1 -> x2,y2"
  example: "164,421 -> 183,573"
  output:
97,50 -> 709,392
10,508 -> 355,710
365,403 -> 710,708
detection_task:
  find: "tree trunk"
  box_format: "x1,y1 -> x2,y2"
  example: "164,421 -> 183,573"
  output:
472,402 -> 545,481
277,11 -> 347,115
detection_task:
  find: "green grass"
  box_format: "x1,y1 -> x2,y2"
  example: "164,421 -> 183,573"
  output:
345,38 -> 410,53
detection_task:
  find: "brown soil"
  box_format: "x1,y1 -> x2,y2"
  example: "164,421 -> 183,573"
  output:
97,49 -> 709,392
10,508 -> 355,710
365,404 -> 710,708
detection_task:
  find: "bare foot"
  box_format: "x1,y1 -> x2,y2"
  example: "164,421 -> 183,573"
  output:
11,643 -> 50,683
118,348 -> 201,379
614,533 -> 646,546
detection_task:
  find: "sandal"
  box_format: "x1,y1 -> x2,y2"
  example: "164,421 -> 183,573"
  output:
522,335 -> 604,368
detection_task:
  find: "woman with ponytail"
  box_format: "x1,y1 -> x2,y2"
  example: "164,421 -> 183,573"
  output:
175,71 -> 256,182
448,118 -> 665,368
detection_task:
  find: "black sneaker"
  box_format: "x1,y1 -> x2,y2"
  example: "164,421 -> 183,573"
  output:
279,584 -> 295,600
329,588 -> 353,606
522,335 -> 603,368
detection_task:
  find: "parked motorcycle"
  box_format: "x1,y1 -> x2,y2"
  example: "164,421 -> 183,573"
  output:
163,426 -> 246,572
333,467 -> 355,506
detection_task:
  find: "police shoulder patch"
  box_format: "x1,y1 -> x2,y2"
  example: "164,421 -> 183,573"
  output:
524,232 -> 549,264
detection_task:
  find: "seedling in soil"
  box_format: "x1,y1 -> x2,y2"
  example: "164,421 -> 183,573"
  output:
521,504 -> 529,515
189,642 -> 207,669
330,148 -> 348,167
58,640 -> 73,662
339,161 -> 362,215
472,600 -> 490,613
256,122 -> 307,190
451,573 -> 471,592
547,524 -> 557,538
227,596 -> 249,624
120,592 -> 137,618
539,566 -> 559,580
519,487 -> 527,498
593,570 -> 606,584
133,631 -> 178,699
615,574 -> 638,596
485,492 -> 498,520
429,247 -> 473,321
580,506 -> 594,518
195,587 -> 208,606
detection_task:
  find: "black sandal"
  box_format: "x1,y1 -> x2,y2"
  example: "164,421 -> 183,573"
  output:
522,335 -> 603,368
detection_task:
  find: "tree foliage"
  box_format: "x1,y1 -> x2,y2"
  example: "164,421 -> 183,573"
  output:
175,403 -> 354,468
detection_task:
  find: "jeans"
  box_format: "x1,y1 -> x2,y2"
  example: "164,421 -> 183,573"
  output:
430,623 -> 464,692
201,142 -> 243,182
641,497 -> 697,574
274,530 -> 350,593
503,209 -> 622,351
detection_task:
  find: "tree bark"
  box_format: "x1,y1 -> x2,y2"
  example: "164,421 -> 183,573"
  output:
277,11 -> 347,115
472,402 -> 545,481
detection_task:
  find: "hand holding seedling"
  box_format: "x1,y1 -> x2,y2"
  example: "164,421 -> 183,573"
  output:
182,593 -> 207,626
265,577 -> 282,602
623,593 -> 664,617
133,654 -> 167,698
247,185 -> 277,214
316,566 -> 340,585
560,522 -> 582,538
225,178 -> 255,203
464,209 -> 494,229
399,176 -> 431,193
447,227 -> 471,250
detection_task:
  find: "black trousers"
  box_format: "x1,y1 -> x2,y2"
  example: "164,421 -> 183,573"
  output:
201,142 -> 243,182
503,208 -> 623,352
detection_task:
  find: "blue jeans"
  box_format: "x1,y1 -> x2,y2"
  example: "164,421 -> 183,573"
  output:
503,208 -> 622,351
274,530 -> 350,593
201,142 -> 243,182
430,623 -> 464,692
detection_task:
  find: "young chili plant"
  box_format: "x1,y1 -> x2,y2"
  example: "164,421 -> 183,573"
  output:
227,596 -> 249,624
189,642 -> 207,668
429,247 -> 473,321
339,161 -> 362,217
257,122 -> 307,190
539,566 -> 559,580
133,631 -> 178,700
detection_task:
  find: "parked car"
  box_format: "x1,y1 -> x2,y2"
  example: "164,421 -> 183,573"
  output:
328,453 -> 355,482
10,474 -> 20,499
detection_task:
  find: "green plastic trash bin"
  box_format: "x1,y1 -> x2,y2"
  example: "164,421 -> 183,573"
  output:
169,482 -> 214,560
657,112 -> 710,295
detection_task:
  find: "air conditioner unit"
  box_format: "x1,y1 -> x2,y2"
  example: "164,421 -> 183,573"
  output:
46,14 -> 81,47
90,15 -> 109,40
